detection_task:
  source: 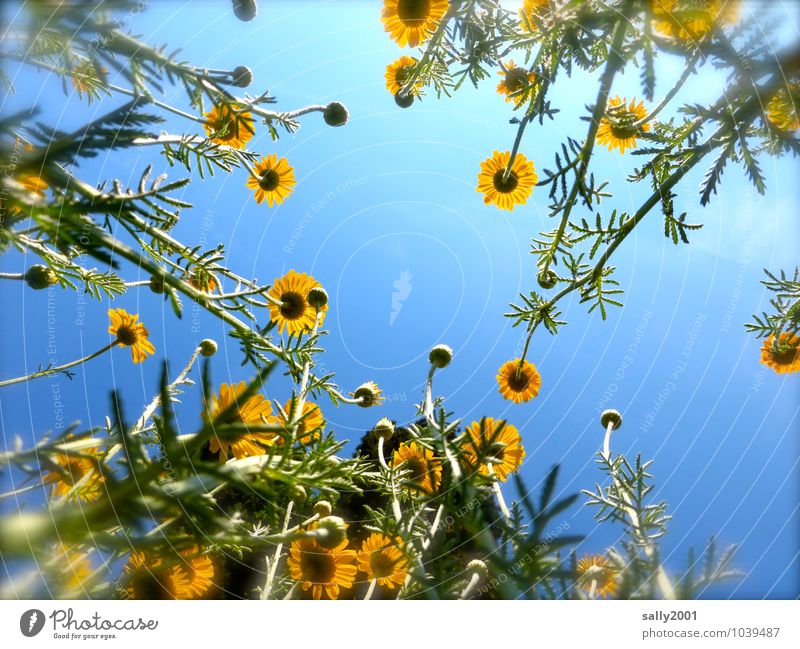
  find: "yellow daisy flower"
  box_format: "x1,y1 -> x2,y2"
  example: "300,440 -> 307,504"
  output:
9,173 -> 48,217
52,544 -> 93,594
391,441 -> 442,496
760,332 -> 800,375
496,60 -> 536,106
596,96 -> 650,154
476,150 -> 538,211
188,268 -> 218,293
496,358 -> 542,403
461,417 -> 525,482
108,308 -> 156,363
288,532 -> 357,600
202,102 -> 254,149
267,270 -> 328,335
18,173 -> 48,197
385,55 -> 422,96
246,154 -> 296,207
356,533 -> 408,589
124,546 -> 216,600
205,381 -> 276,460
766,83 -> 799,132
652,0 -> 740,41
381,0 -> 449,48
268,398 -> 325,445
577,554 -> 618,598
519,0 -> 551,31
43,446 -> 104,502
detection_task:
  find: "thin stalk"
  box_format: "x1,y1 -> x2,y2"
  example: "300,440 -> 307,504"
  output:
0,342 -> 117,388
261,499 -> 294,600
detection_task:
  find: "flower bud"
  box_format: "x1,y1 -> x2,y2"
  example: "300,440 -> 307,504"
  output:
307,286 -> 328,310
351,381 -> 384,408
149,274 -> 166,294
289,485 -> 307,503
537,269 -> 558,290
429,344 -> 453,368
600,409 -> 623,431
373,417 -> 395,442
467,559 -> 488,582
199,339 -> 218,357
312,500 -> 332,518
313,516 -> 347,549
232,0 -> 258,21
323,102 -> 349,127
394,91 -> 414,109
24,264 -> 57,290
231,65 -> 253,88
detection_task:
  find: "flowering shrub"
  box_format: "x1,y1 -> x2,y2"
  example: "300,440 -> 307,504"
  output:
0,0 -> 796,600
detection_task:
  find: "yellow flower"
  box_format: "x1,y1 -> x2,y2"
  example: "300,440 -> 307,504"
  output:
71,59 -> 105,95
267,270 -> 328,335
766,83 -> 799,132
43,445 -> 105,502
246,154 -> 296,207
381,0 -> 449,48
188,268 -> 218,293
124,546 -> 216,600
651,0 -> 740,41
391,441 -> 442,496
267,398 -> 325,445
461,417 -> 525,482
202,102 -> 254,149
577,555 -> 618,598
356,533 -> 408,589
476,150 -> 538,211
519,0 -> 551,31
288,530 -> 357,600
52,544 -> 93,594
385,55 -> 421,96
496,60 -> 536,106
760,332 -> 800,375
350,381 -> 385,408
108,308 -> 156,363
18,173 -> 48,198
496,358 -> 542,403
8,172 -> 47,217
205,381 -> 276,460
596,96 -> 650,154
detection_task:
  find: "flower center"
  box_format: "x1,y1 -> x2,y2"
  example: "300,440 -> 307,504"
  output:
404,458 -> 427,483
504,67 -> 530,93
60,460 -> 86,486
370,551 -> 398,578
279,291 -> 306,320
609,117 -> 638,140
130,569 -> 173,600
395,65 -> 413,85
397,0 -> 430,22
492,169 -> 519,194
507,368 -> 530,392
115,324 -> 138,346
486,442 -> 506,464
772,345 -> 799,365
214,119 -> 237,141
300,550 -> 335,584
258,168 -> 281,191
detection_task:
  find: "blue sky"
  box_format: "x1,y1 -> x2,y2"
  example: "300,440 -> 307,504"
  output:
1,1 -> 799,597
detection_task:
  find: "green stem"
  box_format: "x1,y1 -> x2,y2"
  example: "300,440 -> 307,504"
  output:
0,342 -> 117,388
